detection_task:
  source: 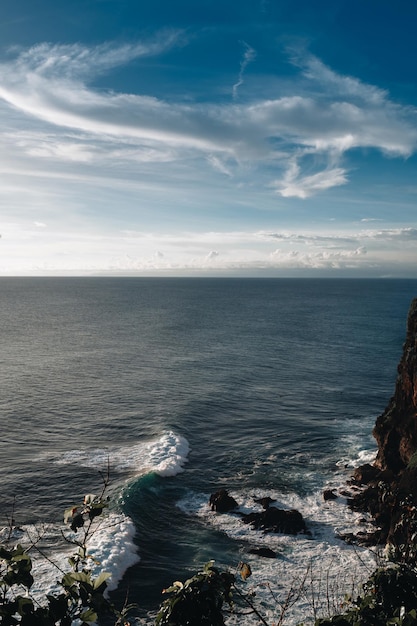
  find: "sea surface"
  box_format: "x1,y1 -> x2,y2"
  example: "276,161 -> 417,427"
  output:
1,277 -> 416,624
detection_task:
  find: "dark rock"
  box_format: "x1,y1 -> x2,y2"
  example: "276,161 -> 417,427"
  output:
254,496 -> 276,509
347,298 -> 417,556
248,547 -> 277,558
373,298 -> 417,473
241,506 -> 307,535
323,489 -> 338,501
351,464 -> 381,485
209,489 -> 239,513
337,530 -> 385,547
339,489 -> 354,497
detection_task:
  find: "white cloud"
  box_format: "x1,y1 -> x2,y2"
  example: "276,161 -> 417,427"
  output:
232,42 -> 256,100
364,227 -> 417,241
0,41 -> 416,202
207,155 -> 233,177
0,37 -> 416,275
269,246 -> 367,270
276,163 -> 348,198
0,225 -> 415,276
299,54 -> 388,106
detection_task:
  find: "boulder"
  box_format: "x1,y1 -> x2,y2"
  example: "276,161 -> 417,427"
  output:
248,547 -> 277,558
241,506 -> 307,535
351,464 -> 381,485
254,496 -> 276,509
209,489 -> 239,513
323,489 -> 338,501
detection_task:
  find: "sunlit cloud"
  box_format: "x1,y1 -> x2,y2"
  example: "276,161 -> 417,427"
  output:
0,33 -> 416,275
276,162 -> 348,198
0,40 -> 416,200
364,227 -> 417,241
0,225 -> 415,276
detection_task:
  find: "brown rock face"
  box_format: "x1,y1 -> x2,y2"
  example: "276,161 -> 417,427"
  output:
373,298 -> 417,473
348,298 -> 417,555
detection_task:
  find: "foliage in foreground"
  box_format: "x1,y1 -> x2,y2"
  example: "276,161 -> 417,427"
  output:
155,561 -> 235,626
315,564 -> 417,626
4,485 -> 417,626
156,558 -> 417,626
0,486 -> 134,626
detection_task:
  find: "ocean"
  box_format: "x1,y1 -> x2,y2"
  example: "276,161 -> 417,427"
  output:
1,277 -> 416,625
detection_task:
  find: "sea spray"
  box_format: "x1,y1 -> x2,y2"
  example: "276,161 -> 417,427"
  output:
50,430 -> 190,476
177,478 -> 377,624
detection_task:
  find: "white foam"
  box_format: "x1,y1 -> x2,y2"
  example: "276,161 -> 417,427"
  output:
177,487 -> 378,625
143,431 -> 190,477
85,512 -> 140,592
4,513 -> 140,601
48,431 -> 190,477
337,449 -> 377,469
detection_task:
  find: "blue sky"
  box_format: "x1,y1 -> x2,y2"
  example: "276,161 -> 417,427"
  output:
1,0 -> 417,276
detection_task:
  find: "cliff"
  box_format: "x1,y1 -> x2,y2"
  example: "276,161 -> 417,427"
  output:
373,297 -> 417,473
313,298 -> 417,624
349,297 -> 417,555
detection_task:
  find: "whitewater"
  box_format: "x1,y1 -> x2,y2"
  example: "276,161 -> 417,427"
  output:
1,277 -> 416,624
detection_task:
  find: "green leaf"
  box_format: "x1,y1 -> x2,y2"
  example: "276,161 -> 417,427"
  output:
69,571 -> 93,584
16,596 -> 34,617
70,512 -> 85,532
93,571 -> 111,590
80,608 -> 98,623
12,553 -> 32,573
46,594 -> 68,621
88,506 -> 103,520
0,547 -> 13,560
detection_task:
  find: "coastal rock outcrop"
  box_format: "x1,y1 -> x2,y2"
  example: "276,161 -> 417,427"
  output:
241,507 -> 308,535
373,298 -> 417,473
349,298 -> 417,555
209,490 -> 239,513
208,490 -> 308,536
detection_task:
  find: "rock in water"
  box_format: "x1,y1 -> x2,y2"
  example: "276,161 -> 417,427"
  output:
241,506 -> 308,535
209,489 -> 239,513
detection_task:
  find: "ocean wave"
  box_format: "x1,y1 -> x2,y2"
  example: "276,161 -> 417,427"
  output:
3,512 -> 140,600
45,430 -> 190,477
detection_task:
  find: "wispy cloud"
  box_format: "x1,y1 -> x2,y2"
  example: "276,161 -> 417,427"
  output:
0,39 -> 416,202
9,31 -> 183,80
232,41 -> 256,100
274,158 -> 348,198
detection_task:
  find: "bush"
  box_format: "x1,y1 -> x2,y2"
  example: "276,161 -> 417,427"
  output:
315,564 -> 417,626
0,486 -> 134,625
155,561 -> 235,626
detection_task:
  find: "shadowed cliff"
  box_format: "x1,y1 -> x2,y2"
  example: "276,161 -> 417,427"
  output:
349,297 -> 417,554
373,297 -> 417,473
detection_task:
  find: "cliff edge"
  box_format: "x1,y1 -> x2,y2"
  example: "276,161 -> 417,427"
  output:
373,297 -> 417,473
350,297 -> 417,556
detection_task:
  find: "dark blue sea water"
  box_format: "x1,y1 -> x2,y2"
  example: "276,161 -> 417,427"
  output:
1,277 -> 416,624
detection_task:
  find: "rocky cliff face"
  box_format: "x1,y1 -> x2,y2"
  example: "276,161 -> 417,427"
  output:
373,297 -> 417,473
349,297 -> 417,555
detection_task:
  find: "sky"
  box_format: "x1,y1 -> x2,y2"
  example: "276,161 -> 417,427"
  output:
1,0 -> 417,277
